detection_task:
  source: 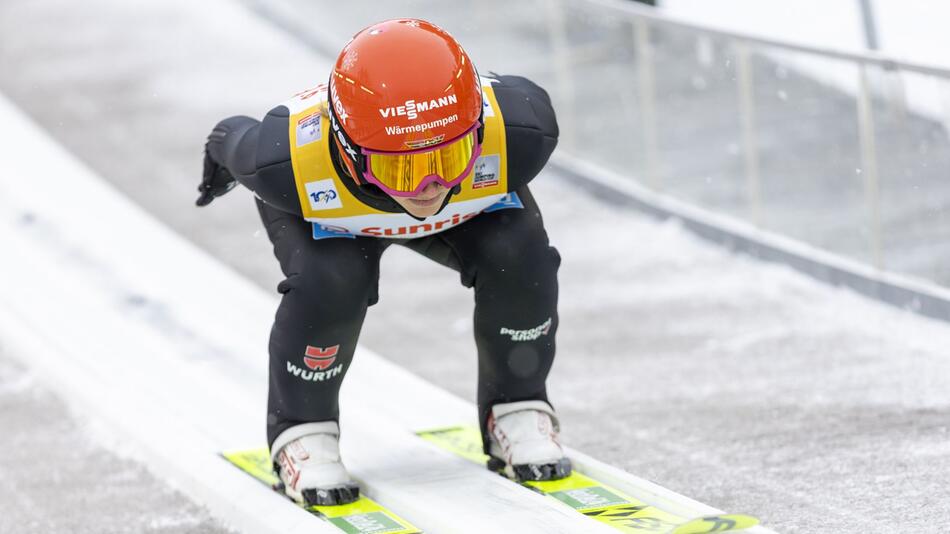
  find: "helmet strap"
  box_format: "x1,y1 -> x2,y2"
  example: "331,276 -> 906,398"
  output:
327,89 -> 367,180
476,105 -> 485,145
332,136 -> 363,185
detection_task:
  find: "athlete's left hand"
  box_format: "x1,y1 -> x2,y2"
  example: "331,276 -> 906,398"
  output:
196,144 -> 237,207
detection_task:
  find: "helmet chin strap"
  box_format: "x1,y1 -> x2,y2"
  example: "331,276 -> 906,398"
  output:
332,137 -> 362,185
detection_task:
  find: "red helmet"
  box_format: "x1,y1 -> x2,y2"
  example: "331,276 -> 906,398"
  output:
328,19 -> 484,195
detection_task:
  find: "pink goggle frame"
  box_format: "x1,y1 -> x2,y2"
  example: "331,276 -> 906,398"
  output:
360,122 -> 483,198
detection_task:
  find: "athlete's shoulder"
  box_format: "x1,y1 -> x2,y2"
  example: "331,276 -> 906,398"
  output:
488,74 -> 559,189
214,104 -> 292,177
490,75 -> 558,141
256,83 -> 331,171
254,104 -> 292,171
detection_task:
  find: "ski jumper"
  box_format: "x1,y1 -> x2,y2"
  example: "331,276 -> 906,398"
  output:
206,75 -> 560,452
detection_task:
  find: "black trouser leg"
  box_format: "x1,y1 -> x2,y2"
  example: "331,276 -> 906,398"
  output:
257,186 -> 559,453
403,187 -> 561,452
256,200 -> 388,448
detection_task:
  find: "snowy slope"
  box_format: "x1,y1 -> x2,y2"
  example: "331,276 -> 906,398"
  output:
0,92 -> 774,533
2,0 -> 950,532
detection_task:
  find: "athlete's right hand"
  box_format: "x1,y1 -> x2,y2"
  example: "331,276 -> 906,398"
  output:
196,144 -> 237,207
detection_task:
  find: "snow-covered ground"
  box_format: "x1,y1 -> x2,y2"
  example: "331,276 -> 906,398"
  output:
0,88 -> 757,534
0,353 -> 235,534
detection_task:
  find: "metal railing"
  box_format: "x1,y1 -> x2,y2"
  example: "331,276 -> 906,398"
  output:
584,0 -> 950,77
255,0 -> 950,291
543,0 -> 950,288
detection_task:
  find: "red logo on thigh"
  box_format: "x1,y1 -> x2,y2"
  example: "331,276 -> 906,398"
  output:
303,345 -> 340,370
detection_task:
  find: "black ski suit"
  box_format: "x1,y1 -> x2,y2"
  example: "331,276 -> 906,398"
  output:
205,75 -> 560,452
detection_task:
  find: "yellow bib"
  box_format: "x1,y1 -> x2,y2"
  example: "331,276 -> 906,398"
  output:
283,79 -> 517,240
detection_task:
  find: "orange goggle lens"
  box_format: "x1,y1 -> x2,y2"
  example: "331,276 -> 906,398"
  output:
364,130 -> 478,196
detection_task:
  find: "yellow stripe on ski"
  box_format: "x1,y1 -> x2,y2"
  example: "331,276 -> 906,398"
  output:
416,426 -> 759,534
670,515 -> 761,534
221,447 -> 422,534
222,447 -> 279,485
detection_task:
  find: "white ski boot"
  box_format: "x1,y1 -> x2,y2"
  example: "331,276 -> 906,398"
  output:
486,400 -> 572,481
271,421 -> 360,506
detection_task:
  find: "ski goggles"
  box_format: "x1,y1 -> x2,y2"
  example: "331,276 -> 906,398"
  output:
361,123 -> 482,198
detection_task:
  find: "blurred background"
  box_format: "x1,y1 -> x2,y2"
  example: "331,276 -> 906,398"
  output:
243,0 -> 950,285
1,1 -> 949,533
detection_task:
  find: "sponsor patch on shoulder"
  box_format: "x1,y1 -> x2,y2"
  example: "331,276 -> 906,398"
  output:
305,179 -> 343,211
296,112 -> 323,147
472,154 -> 500,189
481,91 -> 495,118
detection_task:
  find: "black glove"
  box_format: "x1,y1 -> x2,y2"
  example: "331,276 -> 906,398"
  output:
196,143 -> 237,207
